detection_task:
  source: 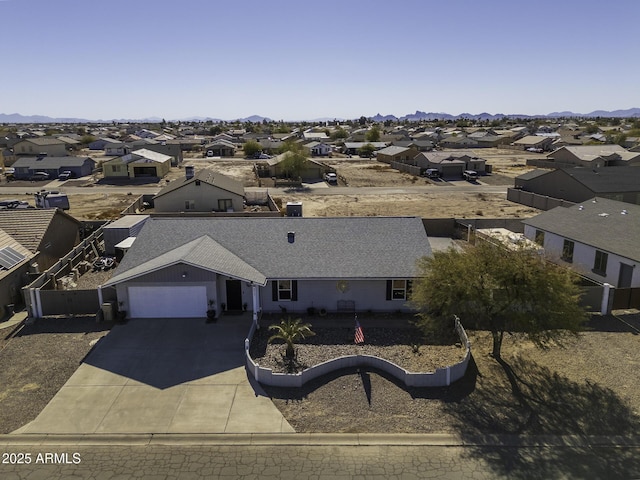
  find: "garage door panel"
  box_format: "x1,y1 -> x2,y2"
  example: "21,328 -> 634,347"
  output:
128,286 -> 207,318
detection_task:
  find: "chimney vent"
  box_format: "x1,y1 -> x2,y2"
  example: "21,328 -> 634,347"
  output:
287,231 -> 295,243
185,165 -> 195,179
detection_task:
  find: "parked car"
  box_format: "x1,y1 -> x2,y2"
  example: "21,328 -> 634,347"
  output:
423,168 -> 440,179
58,170 -> 73,180
463,170 -> 479,182
324,172 -> 338,184
30,172 -> 50,181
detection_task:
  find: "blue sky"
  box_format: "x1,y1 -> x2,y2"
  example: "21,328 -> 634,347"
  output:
2,0 -> 638,120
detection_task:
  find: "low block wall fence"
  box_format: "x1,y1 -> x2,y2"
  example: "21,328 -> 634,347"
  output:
245,317 -> 471,388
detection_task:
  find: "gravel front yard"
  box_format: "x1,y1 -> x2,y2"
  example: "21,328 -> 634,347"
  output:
0,316 -> 112,434
261,313 -> 640,435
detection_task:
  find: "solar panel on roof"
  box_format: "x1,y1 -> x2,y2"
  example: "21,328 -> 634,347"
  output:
0,246 -> 26,270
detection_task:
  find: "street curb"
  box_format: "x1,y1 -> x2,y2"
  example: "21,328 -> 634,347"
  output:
1,433 -> 639,447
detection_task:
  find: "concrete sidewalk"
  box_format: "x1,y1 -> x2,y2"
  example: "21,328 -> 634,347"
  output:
15,317 -> 293,435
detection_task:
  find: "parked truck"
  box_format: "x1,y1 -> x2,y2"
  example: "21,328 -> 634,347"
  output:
34,191 -> 70,210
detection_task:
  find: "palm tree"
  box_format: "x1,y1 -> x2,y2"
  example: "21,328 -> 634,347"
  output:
268,317 -> 315,359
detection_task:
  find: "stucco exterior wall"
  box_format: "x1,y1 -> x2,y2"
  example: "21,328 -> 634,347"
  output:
154,183 -> 244,212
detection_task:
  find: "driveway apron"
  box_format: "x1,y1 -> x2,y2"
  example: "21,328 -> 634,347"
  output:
17,317 -> 293,434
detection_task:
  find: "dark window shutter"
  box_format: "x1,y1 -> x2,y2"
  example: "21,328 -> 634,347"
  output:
406,280 -> 413,298
272,281 -> 278,301
386,280 -> 392,301
292,280 -> 298,301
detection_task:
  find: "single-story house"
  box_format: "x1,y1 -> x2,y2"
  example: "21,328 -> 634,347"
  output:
514,167 -> 640,205
546,145 -> 640,168
138,142 -> 183,166
153,167 -> 245,212
259,139 -> 283,153
104,142 -> 129,156
0,209 -> 81,272
513,135 -> 555,151
376,146 -> 419,164
343,142 -> 389,156
103,216 -> 432,319
266,154 -> 325,181
103,149 -> 172,179
522,198 -> 640,288
413,151 -> 486,177
305,142 -> 332,157
11,155 -> 96,179
0,227 -> 35,319
89,137 -> 122,151
439,136 -> 479,149
203,140 -> 236,157
13,137 -> 68,157
392,140 -> 434,152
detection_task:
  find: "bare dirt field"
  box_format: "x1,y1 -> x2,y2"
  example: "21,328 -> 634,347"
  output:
165,159 -> 260,186
263,312 -> 640,435
278,192 -> 538,219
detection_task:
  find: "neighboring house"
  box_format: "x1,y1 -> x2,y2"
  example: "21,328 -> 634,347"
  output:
343,142 -> 388,155
514,167 -> 640,205
413,151 -> 486,177
0,209 -> 81,272
89,137 -> 121,151
0,227 -> 35,319
546,145 -> 640,168
440,136 -> 479,149
103,216 -> 432,319
258,139 -> 283,154
305,142 -> 332,157
302,131 -> 329,141
266,154 -> 325,181
56,136 -> 81,150
104,142 -> 129,156
376,146 -> 419,164
103,149 -> 172,179
153,167 -> 245,213
392,140 -> 434,152
203,140 -> 236,157
13,137 -> 68,157
1,148 -> 16,167
138,142 -> 183,166
513,135 -> 555,151
522,198 -> 640,288
11,155 -> 96,179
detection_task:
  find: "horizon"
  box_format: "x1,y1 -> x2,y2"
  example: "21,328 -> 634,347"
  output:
2,0 -> 639,120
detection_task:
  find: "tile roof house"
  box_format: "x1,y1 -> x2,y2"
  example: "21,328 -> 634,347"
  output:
522,198 -> 640,288
104,216 -> 432,320
153,167 -> 245,213
514,167 -> 640,205
0,209 -> 81,272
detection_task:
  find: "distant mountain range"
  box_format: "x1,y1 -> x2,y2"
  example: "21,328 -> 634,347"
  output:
1,109 -> 639,124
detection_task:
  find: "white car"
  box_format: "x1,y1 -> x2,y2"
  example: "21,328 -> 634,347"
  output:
324,172 -> 338,184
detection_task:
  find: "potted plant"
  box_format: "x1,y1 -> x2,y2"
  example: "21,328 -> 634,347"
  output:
206,300 -> 216,322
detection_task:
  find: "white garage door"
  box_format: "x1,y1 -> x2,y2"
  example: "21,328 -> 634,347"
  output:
128,286 -> 208,318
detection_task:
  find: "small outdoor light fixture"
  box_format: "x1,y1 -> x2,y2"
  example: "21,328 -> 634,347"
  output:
287,231 -> 295,243
182,271 -> 188,278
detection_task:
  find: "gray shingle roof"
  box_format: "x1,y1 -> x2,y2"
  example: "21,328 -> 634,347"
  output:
106,217 -> 432,285
560,167 -> 640,193
522,198 -> 640,261
154,168 -> 244,198
0,209 -> 63,252
12,156 -> 94,169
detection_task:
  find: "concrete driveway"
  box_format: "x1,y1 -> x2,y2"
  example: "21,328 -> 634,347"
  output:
17,317 -> 293,434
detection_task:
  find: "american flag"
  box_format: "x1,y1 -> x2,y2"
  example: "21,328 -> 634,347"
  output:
354,316 -> 365,344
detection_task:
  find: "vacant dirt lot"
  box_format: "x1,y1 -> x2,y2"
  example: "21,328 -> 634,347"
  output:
279,192 -> 538,219
264,312 -> 640,435
0,317 -> 112,433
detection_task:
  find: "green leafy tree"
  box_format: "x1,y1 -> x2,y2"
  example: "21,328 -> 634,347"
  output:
365,125 -> 381,142
268,318 -> 315,359
279,142 -> 307,178
358,143 -> 376,158
411,241 -> 587,359
242,140 -> 262,158
330,127 -> 348,140
80,134 -> 96,145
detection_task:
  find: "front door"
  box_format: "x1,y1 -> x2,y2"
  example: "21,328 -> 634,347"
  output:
618,263 -> 634,288
226,280 -> 243,311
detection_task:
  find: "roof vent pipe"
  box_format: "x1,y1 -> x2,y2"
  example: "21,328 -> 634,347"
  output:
185,165 -> 195,180
287,231 -> 295,243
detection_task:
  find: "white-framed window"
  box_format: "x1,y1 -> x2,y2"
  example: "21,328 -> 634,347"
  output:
392,280 -> 407,300
278,280 -> 292,300
593,250 -> 608,276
